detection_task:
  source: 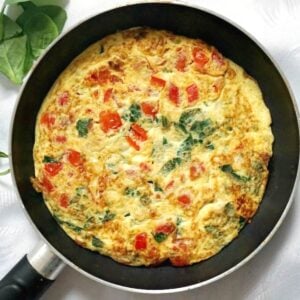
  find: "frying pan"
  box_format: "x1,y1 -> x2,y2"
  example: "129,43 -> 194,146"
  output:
0,2 -> 299,299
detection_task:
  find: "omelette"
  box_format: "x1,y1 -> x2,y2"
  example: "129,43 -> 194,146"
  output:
32,28 -> 274,266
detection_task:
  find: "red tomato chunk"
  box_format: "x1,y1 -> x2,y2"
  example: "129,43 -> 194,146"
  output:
135,233 -> 148,250
100,111 -> 122,133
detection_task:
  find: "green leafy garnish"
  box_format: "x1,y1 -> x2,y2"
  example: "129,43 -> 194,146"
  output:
177,134 -> 195,159
161,116 -> 170,128
153,232 -> 167,243
100,210 -> 116,223
162,137 -> 168,145
176,217 -> 183,226
220,164 -> 250,182
204,225 -> 222,238
154,182 -> 163,192
224,202 -> 235,217
179,108 -> 201,127
0,150 -> 9,176
42,155 -> 57,163
0,1 -> 67,84
124,212 -> 130,217
124,187 -> 140,197
76,118 -> 92,137
122,103 -> 141,122
161,157 -> 182,174
92,236 -> 104,248
53,214 -> 82,232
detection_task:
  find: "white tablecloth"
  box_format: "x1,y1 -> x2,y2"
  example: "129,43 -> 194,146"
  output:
1,0 -> 300,299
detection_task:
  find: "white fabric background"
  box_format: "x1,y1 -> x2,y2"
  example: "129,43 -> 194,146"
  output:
1,0 -> 300,299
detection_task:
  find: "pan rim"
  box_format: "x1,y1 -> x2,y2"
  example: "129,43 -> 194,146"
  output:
9,0 -> 300,294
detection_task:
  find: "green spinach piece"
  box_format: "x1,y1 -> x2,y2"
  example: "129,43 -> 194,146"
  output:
42,155 -> 57,163
53,214 -> 82,232
0,14 -> 22,41
220,164 -> 250,183
122,103 -> 141,122
124,187 -> 140,197
190,119 -> 214,140
153,232 -> 167,243
161,157 -> 182,174
154,182 -> 163,192
177,134 -> 195,159
204,225 -> 222,238
0,35 -> 27,84
76,118 -> 92,137
239,216 -> 247,229
161,116 -> 170,128
101,210 -> 116,223
162,137 -> 168,145
124,212 -> 130,217
18,10 -> 58,58
92,236 -> 104,248
179,108 -> 201,126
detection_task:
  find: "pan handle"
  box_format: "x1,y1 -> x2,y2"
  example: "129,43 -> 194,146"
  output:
0,242 -> 65,300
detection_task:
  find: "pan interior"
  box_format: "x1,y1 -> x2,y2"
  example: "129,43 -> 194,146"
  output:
11,3 -> 299,290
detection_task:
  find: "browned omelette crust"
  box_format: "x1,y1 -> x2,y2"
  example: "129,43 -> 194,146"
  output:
32,28 -> 273,266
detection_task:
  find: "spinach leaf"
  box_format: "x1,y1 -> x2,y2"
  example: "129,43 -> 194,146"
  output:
19,11 -> 58,58
5,0 -> 28,4
39,5 -> 66,33
176,216 -> 183,226
177,134 -> 194,159
100,210 -> 115,223
42,155 -> 57,163
76,118 -> 92,137
161,157 -> 182,174
53,214 -> 82,232
122,103 -> 141,122
179,108 -> 201,126
0,35 -> 27,84
124,212 -> 130,217
204,225 -> 222,238
124,187 -> 140,197
162,137 -> 168,145
92,236 -> 104,248
1,14 -> 22,41
161,116 -> 170,128
154,182 -> 163,192
0,151 -> 8,158
239,216 -> 247,229
153,232 -> 167,243
220,164 -> 250,182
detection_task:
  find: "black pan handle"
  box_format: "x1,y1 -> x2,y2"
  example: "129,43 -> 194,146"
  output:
0,243 -> 65,300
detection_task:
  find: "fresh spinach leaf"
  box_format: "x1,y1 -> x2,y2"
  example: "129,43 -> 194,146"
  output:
92,236 -> 104,248
161,157 -> 182,174
124,187 -> 140,197
162,137 -> 168,145
0,35 -> 27,84
179,108 -> 201,126
39,5 -> 66,33
0,151 -> 8,158
1,14 -> 22,41
19,11 -> 58,58
220,164 -> 250,182
76,118 -> 92,137
161,116 -> 170,128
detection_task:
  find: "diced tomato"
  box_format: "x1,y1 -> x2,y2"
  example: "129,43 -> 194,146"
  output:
178,194 -> 191,205
212,50 -> 225,66
96,69 -> 110,85
131,124 -> 148,141
88,68 -> 121,85
186,84 -> 199,103
109,74 -> 122,84
103,88 -> 113,103
59,194 -> 69,208
189,162 -> 205,180
176,52 -> 187,72
155,223 -> 175,234
42,176 -> 53,193
125,136 -> 140,151
139,162 -> 151,172
170,256 -> 189,267
55,136 -> 66,143
67,150 -> 82,166
44,162 -> 63,176
150,75 -> 166,87
165,180 -> 174,190
135,233 -> 148,250
141,102 -> 158,118
168,83 -> 180,105
192,47 -> 209,69
57,91 -> 69,106
100,111 -> 122,133
41,113 -> 55,128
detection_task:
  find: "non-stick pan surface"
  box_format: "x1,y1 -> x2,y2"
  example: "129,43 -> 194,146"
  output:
10,2 -> 299,292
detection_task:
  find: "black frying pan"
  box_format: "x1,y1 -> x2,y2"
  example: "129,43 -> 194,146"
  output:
0,2 -> 299,299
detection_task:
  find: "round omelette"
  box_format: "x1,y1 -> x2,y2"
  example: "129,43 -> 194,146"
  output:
32,28 -> 274,266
